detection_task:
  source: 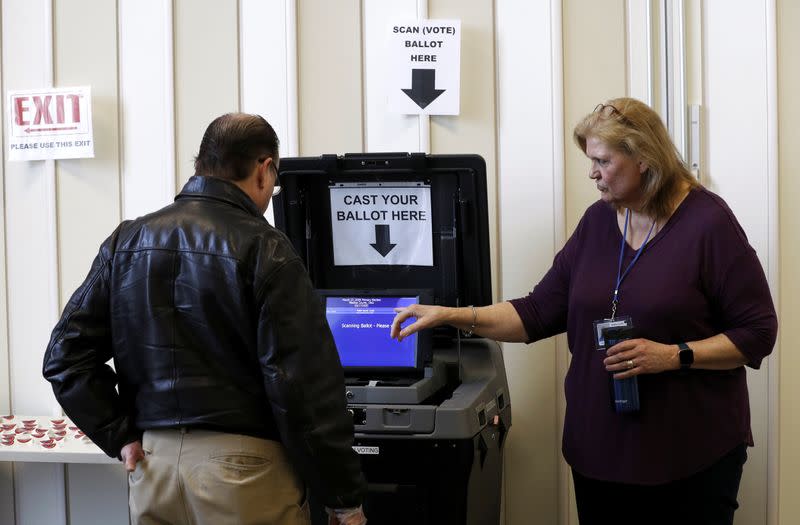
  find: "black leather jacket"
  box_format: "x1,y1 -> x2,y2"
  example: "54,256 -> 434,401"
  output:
43,175 -> 365,508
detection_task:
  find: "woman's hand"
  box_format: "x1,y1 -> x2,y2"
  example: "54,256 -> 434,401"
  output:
603,338 -> 678,379
391,304 -> 450,341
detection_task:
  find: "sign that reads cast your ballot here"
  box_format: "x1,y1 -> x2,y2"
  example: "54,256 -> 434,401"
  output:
7,86 -> 94,161
330,184 -> 433,266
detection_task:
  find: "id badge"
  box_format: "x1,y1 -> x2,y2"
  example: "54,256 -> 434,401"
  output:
592,316 -> 633,351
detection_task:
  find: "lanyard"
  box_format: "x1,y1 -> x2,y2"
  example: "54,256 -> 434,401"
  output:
611,209 -> 656,319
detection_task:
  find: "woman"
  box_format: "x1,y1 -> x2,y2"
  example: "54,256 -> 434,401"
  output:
391,97 -> 777,525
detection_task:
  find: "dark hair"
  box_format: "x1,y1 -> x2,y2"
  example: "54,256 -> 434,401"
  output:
573,97 -> 699,221
194,113 -> 279,181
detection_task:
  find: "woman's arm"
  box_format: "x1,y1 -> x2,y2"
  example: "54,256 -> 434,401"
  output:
603,333 -> 747,379
391,301 -> 528,343
391,209 -> 591,345
683,333 -> 748,369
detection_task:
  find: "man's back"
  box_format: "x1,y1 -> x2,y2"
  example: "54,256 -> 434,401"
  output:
111,175 -> 290,440
45,174 -> 366,516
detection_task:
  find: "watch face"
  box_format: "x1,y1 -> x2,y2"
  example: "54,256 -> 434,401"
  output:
679,344 -> 694,366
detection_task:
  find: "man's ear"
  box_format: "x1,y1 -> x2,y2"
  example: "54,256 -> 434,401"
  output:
255,159 -> 269,189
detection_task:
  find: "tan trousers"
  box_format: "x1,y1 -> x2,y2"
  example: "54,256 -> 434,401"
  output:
129,428 -> 311,525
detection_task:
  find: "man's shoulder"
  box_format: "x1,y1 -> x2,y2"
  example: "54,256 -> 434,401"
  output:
109,201 -> 297,266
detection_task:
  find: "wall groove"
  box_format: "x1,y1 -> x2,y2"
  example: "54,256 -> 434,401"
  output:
0,1 -> 18,520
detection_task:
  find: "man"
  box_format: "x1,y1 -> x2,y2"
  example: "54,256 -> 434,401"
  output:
43,113 -> 367,525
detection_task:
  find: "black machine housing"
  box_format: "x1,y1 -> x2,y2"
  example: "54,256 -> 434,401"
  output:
273,152 -> 511,525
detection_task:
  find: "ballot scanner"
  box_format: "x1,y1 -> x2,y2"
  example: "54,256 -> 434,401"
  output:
273,153 -> 511,525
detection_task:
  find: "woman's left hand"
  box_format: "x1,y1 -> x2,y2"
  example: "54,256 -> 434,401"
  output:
603,338 -> 678,379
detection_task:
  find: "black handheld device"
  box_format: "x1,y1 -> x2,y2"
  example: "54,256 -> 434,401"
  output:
604,325 -> 640,413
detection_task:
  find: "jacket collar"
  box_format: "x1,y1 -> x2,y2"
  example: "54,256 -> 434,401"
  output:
176,175 -> 264,218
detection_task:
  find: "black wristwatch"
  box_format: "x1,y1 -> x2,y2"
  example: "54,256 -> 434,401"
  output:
678,342 -> 694,370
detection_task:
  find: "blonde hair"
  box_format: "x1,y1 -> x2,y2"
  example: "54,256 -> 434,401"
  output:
573,97 -> 699,221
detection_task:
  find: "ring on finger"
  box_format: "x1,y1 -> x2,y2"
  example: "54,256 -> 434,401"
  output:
627,359 -> 634,369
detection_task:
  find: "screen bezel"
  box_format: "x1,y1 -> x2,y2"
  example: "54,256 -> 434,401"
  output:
317,288 -> 433,375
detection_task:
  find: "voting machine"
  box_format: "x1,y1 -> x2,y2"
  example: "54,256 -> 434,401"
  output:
273,153 -> 511,525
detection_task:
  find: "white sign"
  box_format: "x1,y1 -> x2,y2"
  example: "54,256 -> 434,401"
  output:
387,19 -> 461,115
330,184 -> 433,266
6,86 -> 94,161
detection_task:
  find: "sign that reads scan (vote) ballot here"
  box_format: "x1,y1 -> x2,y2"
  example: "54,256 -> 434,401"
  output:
387,19 -> 460,115
6,86 -> 94,161
330,184 -> 433,266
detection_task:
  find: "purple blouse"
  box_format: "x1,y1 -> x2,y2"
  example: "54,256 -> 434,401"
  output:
510,187 -> 777,484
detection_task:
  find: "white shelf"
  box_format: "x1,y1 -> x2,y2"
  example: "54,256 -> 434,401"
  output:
0,415 -> 118,464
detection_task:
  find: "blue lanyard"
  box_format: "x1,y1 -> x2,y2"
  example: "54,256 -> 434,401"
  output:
611,209 -> 656,319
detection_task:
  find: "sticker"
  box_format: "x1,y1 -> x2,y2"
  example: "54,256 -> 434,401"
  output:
352,446 -> 380,455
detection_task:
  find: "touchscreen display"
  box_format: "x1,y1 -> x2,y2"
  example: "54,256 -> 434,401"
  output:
325,296 -> 418,368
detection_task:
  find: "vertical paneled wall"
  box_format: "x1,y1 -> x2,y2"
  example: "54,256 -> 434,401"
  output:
495,1 -> 562,523
55,0 -> 121,326
562,0 -> 628,234
240,0 -> 298,224
173,0 -> 239,187
240,0 -> 297,156
0,1 -> 12,520
778,0 -> 800,522
53,1 -> 129,523
1,1 -> 65,524
118,0 -> 176,221
297,0 -> 363,155
0,1 -> 297,523
429,0 -> 498,298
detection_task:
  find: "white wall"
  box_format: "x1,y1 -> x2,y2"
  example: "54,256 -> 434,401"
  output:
2,1 -> 66,523
777,2 -> 800,523
495,1 -> 563,522
703,2 -> 778,522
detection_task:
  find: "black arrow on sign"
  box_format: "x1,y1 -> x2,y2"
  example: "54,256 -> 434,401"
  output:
402,69 -> 445,109
370,224 -> 396,257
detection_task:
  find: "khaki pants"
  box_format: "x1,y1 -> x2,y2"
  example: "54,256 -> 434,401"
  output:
129,428 -> 311,525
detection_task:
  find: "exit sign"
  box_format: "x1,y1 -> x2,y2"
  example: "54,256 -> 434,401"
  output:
6,86 -> 94,161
